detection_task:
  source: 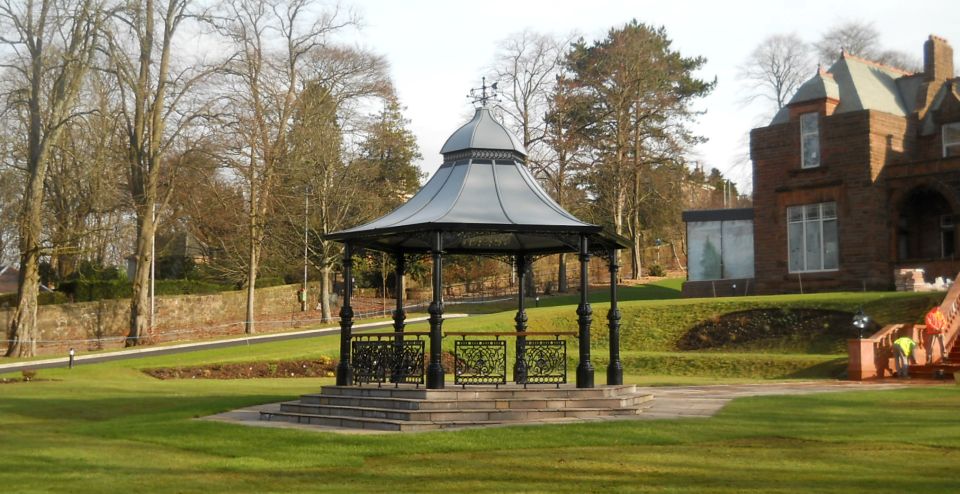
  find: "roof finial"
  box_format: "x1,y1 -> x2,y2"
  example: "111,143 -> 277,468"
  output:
467,76 -> 500,108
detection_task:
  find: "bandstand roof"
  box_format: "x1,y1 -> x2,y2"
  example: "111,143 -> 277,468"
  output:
326,107 -> 628,255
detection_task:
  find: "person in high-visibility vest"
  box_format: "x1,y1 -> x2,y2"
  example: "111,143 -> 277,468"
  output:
893,336 -> 917,378
923,306 -> 948,364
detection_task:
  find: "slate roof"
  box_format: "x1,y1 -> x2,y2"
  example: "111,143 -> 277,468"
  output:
326,106 -> 627,254
771,53 -> 918,125
440,107 -> 527,157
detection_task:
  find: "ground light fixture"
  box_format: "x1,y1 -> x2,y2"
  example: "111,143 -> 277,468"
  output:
853,307 -> 870,338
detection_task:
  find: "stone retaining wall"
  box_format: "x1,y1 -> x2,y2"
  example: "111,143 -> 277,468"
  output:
1,284 -> 313,355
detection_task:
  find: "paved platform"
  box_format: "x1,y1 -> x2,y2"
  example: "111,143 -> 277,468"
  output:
202,380 -> 930,433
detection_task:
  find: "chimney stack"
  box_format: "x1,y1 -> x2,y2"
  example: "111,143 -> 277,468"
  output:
924,35 -> 954,82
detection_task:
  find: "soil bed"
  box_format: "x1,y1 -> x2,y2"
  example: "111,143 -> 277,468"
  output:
144,358 -> 337,380
678,308 -> 880,353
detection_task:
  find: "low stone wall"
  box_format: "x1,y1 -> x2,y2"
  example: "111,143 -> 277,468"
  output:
1,284 -> 315,355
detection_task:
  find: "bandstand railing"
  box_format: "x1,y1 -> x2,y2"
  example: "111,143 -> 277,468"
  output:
445,331 -> 576,388
351,332 -> 429,387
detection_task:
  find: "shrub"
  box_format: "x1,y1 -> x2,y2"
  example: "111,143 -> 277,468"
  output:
647,264 -> 666,277
0,291 -> 69,306
154,280 -> 233,295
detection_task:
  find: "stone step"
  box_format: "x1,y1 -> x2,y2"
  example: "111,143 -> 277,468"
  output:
261,405 -> 652,432
260,410 -> 440,432
278,400 -> 652,422
306,393 -> 653,411
315,384 -> 638,401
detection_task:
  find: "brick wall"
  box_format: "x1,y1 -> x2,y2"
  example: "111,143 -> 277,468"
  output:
751,111 -> 892,293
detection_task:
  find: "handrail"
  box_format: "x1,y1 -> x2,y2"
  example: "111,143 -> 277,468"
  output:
444,331 -> 577,337
351,331 -> 431,338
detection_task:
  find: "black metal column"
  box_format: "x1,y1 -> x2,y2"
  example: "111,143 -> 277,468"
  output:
335,243 -> 354,386
607,248 -> 623,385
576,235 -> 595,388
514,254 -> 528,383
393,253 -> 406,334
392,252 -> 406,383
426,232 -> 445,389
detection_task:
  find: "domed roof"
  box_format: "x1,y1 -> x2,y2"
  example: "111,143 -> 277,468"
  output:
439,107 -> 527,159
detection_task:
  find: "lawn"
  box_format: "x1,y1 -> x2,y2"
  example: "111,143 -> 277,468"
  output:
1,347 -> 958,493
1,286 -> 956,492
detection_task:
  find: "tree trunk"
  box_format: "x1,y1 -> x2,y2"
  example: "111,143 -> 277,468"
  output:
672,240 -> 685,272
245,225 -> 260,335
127,211 -> 156,345
320,265 -> 332,322
6,97 -> 51,357
557,253 -> 568,292
6,169 -> 44,356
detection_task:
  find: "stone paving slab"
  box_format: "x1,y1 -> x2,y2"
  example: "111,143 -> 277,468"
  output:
202,381 -> 935,433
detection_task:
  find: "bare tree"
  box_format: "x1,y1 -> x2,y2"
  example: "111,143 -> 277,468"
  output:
105,0 -> 216,346
212,0 -> 382,333
1,0 -> 103,357
490,30 -> 570,168
45,71 -> 125,281
738,33 -> 812,114
814,20 -> 918,70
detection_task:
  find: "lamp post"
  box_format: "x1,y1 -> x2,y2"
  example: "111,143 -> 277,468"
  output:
302,186 -> 309,312
853,306 -> 870,339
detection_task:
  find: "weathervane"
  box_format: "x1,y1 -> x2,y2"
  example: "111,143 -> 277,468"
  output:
467,76 -> 500,108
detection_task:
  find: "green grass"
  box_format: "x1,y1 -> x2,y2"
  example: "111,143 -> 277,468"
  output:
1,287 -> 955,492
0,341 -> 958,493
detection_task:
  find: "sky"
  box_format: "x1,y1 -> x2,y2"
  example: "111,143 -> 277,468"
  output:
338,0 -> 960,190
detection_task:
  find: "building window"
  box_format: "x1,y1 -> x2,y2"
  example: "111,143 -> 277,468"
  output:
944,122 -> 960,158
800,113 -> 820,168
788,202 -> 838,272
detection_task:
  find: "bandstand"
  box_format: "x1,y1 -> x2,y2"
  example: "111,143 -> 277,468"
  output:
260,91 -> 651,431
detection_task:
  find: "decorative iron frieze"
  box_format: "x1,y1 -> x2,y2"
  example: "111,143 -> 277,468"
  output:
454,339 -> 507,386
442,149 -> 525,163
518,339 -> 567,385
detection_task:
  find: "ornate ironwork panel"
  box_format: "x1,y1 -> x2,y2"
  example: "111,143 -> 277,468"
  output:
454,339 -> 507,386
352,340 -> 390,385
391,340 -> 425,385
352,339 -> 425,386
518,340 -> 567,385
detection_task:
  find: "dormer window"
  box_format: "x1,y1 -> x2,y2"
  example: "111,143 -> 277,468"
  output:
944,122 -> 960,158
800,113 -> 820,168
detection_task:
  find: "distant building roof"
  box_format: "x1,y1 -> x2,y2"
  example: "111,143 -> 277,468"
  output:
772,52 -> 918,125
790,68 -> 839,105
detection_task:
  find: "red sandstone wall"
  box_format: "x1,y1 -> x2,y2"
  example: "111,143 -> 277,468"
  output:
751,111 -> 892,294
0,284 -> 307,354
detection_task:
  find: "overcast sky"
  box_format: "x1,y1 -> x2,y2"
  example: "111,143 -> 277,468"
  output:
339,0 -> 959,190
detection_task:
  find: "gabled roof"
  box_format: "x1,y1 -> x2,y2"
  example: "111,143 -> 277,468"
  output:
772,53 -> 917,125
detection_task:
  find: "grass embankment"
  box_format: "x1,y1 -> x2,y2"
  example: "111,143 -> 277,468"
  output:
430,285 -> 941,380
1,354 -> 958,493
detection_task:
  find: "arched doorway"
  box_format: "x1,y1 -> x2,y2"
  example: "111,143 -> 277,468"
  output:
897,187 -> 956,260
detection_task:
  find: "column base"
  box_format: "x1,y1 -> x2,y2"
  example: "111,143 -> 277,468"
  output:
606,362 -> 623,385
335,362 -> 353,386
576,364 -> 594,388
427,364 -> 445,389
